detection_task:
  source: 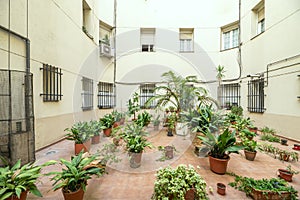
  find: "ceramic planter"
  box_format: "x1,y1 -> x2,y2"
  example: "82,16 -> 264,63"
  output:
244,150 -> 257,161
129,152 -> 142,168
278,169 -> 293,182
103,128 -> 112,137
62,188 -> 84,200
208,155 -> 230,175
217,183 -> 226,195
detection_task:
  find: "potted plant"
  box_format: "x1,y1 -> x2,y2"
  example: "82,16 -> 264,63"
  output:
239,128 -> 256,140
122,123 -> 152,168
0,158 -> 55,200
229,173 -> 298,200
166,112 -> 177,136
241,137 -> 258,161
278,165 -> 299,182
99,113 -> 115,137
198,128 -> 244,174
89,120 -> 101,144
151,164 -> 208,200
127,92 -> 140,121
152,115 -> 161,131
65,124 -> 91,155
47,151 -> 105,200
217,183 -> 226,195
156,145 -> 177,161
135,111 -> 152,127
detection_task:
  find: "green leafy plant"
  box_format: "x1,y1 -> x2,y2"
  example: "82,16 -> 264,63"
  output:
122,123 -> 152,153
260,133 -> 280,143
286,165 -> 299,175
241,137 -> 257,152
239,128 -> 257,139
0,159 -> 55,200
47,151 -> 105,194
228,173 -> 298,200
99,113 -> 115,129
89,120 -> 102,136
65,125 -> 89,144
230,105 -> 243,117
261,126 -> 276,134
156,145 -> 178,162
135,111 -> 152,127
198,128 -> 244,159
152,115 -> 161,126
166,112 -> 177,131
152,164 -> 208,200
258,143 -> 299,162
127,92 -> 140,120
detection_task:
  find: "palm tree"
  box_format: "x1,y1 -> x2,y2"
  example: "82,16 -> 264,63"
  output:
216,65 -> 226,106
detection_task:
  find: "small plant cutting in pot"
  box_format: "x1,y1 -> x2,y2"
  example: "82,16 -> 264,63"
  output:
151,164 -> 208,200
122,123 -> 153,168
99,113 -> 115,137
0,158 -> 55,200
47,151 -> 105,200
166,112 -> 177,136
89,120 -> 102,144
198,128 -> 244,174
228,172 -> 298,200
240,137 -> 258,161
156,145 -> 177,161
278,164 -> 299,182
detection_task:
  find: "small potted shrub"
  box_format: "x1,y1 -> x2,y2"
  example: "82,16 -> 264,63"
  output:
135,111 -> 152,127
99,113 -> 115,137
278,164 -> 299,182
198,128 -> 244,174
0,158 -> 55,200
47,151 -> 105,200
166,112 -> 177,136
152,164 -> 208,200
239,128 -> 256,140
65,124 -> 91,155
241,137 -> 258,161
89,120 -> 101,144
122,123 -> 152,168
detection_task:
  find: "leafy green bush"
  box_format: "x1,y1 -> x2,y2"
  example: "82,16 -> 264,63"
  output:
260,133 -> 280,143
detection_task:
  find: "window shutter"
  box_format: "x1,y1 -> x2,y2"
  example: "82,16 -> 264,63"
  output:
258,7 -> 265,22
180,29 -> 193,40
141,28 -> 155,44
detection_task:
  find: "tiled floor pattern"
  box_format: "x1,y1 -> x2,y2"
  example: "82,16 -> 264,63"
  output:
30,125 -> 300,200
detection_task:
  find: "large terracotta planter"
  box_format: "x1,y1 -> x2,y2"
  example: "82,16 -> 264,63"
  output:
244,150 -> 257,161
103,128 -> 112,137
62,188 -> 84,200
91,135 -> 100,144
278,169 -> 293,182
129,152 -> 142,168
250,188 -> 291,200
75,143 -> 89,155
208,155 -> 230,175
5,191 -> 28,200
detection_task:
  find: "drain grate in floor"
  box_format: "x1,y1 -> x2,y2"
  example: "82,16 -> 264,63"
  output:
45,150 -> 58,156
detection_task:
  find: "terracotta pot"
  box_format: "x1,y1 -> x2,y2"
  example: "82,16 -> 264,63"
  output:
278,169 -> 293,182
75,143 -> 89,155
62,188 -> 84,200
165,146 -> 174,159
184,188 -> 196,200
249,127 -> 258,134
5,191 -> 28,200
113,121 -> 120,128
217,183 -> 226,195
91,135 -> 100,144
250,188 -> 291,200
208,155 -> 230,175
113,138 -> 120,146
129,152 -> 142,168
83,139 -> 91,150
244,150 -> 257,161
103,128 -> 112,137
280,154 -> 290,162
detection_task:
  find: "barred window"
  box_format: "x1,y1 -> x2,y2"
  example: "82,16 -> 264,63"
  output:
218,83 -> 240,110
40,64 -> 62,102
248,78 -> 265,113
82,77 -> 93,110
140,84 -> 155,108
97,82 -> 115,109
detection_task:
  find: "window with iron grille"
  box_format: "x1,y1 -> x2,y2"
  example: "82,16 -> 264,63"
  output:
248,78 -> 265,113
97,82 -> 115,109
218,83 -> 240,110
140,84 -> 155,108
82,77 -> 93,110
40,64 -> 63,102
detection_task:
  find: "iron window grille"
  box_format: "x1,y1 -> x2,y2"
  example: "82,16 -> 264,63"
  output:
40,64 -> 63,102
140,84 -> 156,108
247,78 -> 265,113
81,77 -> 93,110
97,82 -> 115,109
218,83 -> 241,110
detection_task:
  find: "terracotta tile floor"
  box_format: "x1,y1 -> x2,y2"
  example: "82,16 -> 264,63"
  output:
29,125 -> 300,200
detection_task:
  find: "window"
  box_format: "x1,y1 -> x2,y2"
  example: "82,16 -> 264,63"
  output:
253,1 -> 265,35
179,28 -> 194,52
99,21 -> 112,45
140,28 -> 155,52
82,77 -> 93,110
40,64 -> 63,102
82,0 -> 93,39
140,84 -> 155,108
97,82 -> 115,109
247,78 -> 265,113
218,83 -> 240,110
221,22 -> 239,50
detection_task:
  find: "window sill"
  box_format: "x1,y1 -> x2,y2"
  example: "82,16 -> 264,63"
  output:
251,31 -> 265,40
220,46 -> 238,52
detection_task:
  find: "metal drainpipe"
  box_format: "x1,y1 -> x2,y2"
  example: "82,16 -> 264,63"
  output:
113,0 -> 117,107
